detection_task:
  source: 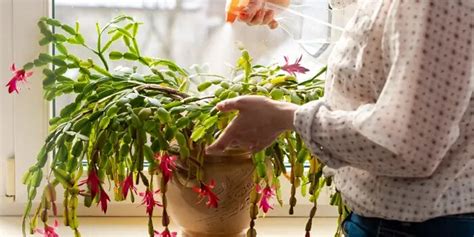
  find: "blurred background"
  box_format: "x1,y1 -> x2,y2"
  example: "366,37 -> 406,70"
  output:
55,0 -> 329,70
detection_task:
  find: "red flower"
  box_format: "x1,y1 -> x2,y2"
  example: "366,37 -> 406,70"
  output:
257,184 -> 275,213
79,168 -> 110,213
154,229 -> 177,237
5,64 -> 33,94
281,55 -> 309,76
156,153 -> 177,185
34,220 -> 59,237
121,172 -> 137,199
193,180 -> 220,208
98,187 -> 111,214
139,189 -> 162,216
79,168 -> 101,199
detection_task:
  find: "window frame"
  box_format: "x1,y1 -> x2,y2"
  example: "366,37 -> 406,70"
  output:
0,0 -> 51,215
0,0 -> 15,206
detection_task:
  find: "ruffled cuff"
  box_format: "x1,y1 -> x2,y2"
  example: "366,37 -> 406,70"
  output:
294,100 -> 348,170
294,100 -> 327,144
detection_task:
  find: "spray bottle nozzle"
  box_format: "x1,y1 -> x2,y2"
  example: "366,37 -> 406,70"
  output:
225,0 -> 249,23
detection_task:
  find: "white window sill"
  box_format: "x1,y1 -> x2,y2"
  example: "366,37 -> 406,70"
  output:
0,216 -> 338,237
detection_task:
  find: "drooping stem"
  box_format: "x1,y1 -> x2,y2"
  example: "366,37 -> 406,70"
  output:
285,134 -> 297,214
144,175 -> 155,237
68,191 -> 80,233
160,176 -> 173,237
246,173 -> 261,237
329,191 -> 345,237
195,143 -> 205,182
30,197 -> 43,234
305,201 -> 317,237
63,190 -> 70,227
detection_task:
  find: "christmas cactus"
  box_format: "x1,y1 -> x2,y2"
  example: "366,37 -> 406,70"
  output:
10,15 -> 348,237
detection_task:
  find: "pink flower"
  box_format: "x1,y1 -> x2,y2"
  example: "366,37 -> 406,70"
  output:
154,229 -> 177,237
281,55 -> 309,76
193,180 -> 220,208
5,64 -> 33,94
139,189 -> 162,216
79,168 -> 101,199
257,184 -> 275,213
156,153 -> 177,185
34,220 -> 59,237
121,173 -> 137,199
98,187 -> 110,214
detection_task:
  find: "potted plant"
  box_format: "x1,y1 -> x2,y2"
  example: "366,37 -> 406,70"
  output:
8,15 -> 348,237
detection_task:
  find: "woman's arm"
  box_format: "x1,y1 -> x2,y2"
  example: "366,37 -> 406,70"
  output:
294,0 -> 472,178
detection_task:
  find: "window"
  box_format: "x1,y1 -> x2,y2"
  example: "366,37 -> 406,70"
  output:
1,0 -> 356,216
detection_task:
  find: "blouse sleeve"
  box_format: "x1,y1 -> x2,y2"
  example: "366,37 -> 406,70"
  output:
294,0 -> 473,178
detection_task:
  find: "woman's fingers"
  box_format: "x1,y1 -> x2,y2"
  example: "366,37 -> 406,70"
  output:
242,8 -> 278,29
238,0 -> 279,29
269,20 -> 278,29
263,10 -> 278,29
217,95 -> 270,112
239,0 -> 262,21
249,9 -> 266,25
262,9 -> 274,25
206,119 -> 245,155
249,139 -> 271,153
216,97 -> 246,112
206,128 -> 236,155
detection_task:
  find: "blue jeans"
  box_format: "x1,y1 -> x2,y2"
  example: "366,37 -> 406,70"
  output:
342,212 -> 474,237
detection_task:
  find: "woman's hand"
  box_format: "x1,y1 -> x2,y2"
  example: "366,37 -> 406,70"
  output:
206,95 -> 299,155
237,0 -> 289,29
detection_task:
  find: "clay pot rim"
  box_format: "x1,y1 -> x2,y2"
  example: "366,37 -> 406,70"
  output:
169,144 -> 253,164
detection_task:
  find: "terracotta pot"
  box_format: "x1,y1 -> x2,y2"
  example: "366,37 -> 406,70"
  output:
167,153 -> 254,237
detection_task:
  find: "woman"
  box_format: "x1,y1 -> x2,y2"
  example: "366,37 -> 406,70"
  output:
206,0 -> 474,236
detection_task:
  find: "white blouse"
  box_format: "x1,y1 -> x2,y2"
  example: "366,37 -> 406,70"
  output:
294,0 -> 473,221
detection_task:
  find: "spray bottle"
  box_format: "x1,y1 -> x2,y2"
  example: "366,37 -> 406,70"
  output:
225,0 -> 345,61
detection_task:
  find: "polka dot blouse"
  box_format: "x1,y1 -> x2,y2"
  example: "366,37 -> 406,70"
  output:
294,0 -> 473,221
